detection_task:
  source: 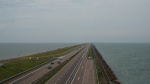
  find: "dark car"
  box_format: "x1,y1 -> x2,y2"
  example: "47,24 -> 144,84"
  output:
58,61 -> 61,64
48,65 -> 52,69
51,61 -> 54,64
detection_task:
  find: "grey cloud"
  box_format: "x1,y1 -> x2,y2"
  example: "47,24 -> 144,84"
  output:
0,0 -> 150,43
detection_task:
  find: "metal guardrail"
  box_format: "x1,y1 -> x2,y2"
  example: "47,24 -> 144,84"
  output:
0,46 -> 81,84
0,59 -> 54,84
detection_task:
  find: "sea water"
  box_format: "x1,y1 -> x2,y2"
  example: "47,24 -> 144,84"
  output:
94,43 -> 150,84
0,43 -> 77,60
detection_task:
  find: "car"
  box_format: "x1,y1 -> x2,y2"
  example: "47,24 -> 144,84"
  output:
51,61 -> 54,64
48,65 -> 52,69
58,61 -> 61,64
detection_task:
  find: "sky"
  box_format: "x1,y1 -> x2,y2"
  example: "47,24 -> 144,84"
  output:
0,0 -> 150,43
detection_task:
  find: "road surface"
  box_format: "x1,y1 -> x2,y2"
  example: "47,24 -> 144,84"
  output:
46,44 -> 97,84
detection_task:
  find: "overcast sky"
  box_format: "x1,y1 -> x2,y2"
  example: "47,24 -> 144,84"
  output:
0,0 -> 150,43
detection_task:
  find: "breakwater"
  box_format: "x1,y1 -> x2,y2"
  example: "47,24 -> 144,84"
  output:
92,44 -> 120,84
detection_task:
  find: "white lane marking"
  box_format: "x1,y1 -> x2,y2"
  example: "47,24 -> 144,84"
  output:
82,59 -> 88,84
93,64 -> 95,84
9,63 -> 48,84
78,77 -> 80,80
90,60 -> 92,70
82,67 -> 83,68
70,53 -> 85,84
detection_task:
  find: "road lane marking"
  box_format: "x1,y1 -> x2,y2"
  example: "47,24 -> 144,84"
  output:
82,59 -> 88,84
9,64 -> 48,84
78,77 -> 80,80
70,53 -> 85,84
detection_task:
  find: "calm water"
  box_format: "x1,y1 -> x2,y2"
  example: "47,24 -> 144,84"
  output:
94,43 -> 150,84
0,43 -> 77,60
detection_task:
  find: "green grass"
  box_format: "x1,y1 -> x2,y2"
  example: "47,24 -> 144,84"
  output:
87,45 -> 93,59
0,44 -> 81,81
91,44 -> 103,83
0,59 -> 49,80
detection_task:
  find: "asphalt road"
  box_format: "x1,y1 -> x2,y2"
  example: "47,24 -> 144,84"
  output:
5,47 -> 82,84
71,55 -> 97,84
46,44 -> 96,84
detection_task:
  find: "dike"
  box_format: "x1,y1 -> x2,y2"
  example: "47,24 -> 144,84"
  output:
92,44 -> 120,84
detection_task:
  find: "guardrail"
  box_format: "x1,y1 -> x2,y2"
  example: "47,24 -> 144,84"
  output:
0,46 -> 81,84
0,59 -> 53,84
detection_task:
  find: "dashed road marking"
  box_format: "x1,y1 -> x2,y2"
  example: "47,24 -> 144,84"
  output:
78,77 -> 80,80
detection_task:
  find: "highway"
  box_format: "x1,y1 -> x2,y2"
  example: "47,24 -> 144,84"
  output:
5,47 -> 82,84
46,44 -> 97,84
71,55 -> 96,84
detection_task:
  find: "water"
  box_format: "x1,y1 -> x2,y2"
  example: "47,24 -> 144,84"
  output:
0,43 -> 77,60
94,43 -> 150,84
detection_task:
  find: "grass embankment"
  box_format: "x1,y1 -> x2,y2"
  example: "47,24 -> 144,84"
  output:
0,44 -> 81,81
92,45 -> 120,84
87,45 -> 93,59
88,45 -> 102,84
90,44 -> 103,84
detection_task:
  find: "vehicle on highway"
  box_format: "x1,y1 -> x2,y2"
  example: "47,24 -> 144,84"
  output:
48,65 -> 52,69
58,61 -> 61,64
51,61 -> 54,64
